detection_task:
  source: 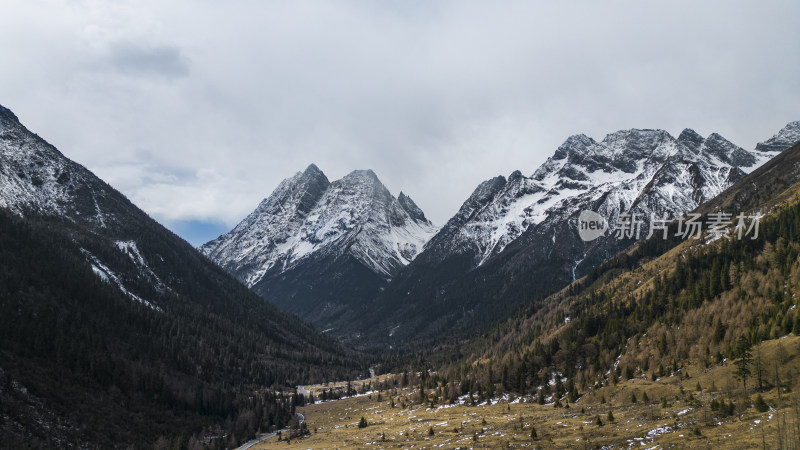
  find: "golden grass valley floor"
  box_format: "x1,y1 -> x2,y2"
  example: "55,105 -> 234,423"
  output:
255,335 -> 800,449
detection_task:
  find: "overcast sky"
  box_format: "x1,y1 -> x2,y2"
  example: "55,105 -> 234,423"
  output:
2,1 -> 799,245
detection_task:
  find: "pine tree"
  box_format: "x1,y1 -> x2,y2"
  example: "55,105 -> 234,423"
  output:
713,319 -> 726,344
754,394 -> 769,413
733,336 -> 753,393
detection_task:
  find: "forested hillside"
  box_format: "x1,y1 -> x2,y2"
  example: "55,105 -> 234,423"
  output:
0,103 -> 365,448
0,209 -> 363,448
420,142 -> 800,407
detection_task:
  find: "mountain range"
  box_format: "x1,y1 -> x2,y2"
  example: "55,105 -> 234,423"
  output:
202,122 -> 799,348
452,136 -> 800,412
361,125 -> 797,347
3,97 -> 800,446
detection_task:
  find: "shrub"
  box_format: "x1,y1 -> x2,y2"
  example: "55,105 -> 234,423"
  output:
754,394 -> 769,413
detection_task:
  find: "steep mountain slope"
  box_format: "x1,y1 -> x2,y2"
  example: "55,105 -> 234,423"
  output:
0,104 -> 361,448
754,120 -> 800,153
200,166 -> 436,333
450,140 -> 800,408
362,125 -> 795,348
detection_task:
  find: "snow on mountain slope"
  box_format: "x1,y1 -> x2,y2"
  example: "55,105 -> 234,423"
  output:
81,247 -> 163,312
0,104 -> 164,304
363,124 -> 795,346
114,239 -> 168,292
0,105 -> 106,222
755,121 -> 800,154
200,165 -> 437,289
420,127 -> 783,270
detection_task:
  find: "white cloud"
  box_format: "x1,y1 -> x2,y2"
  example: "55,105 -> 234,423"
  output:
1,0 -> 799,229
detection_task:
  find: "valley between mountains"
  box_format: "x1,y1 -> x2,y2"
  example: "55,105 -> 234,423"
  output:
201,121 -> 798,349
3,100 -> 800,448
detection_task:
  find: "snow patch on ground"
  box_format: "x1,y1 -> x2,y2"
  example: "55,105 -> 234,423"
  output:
81,248 -> 162,312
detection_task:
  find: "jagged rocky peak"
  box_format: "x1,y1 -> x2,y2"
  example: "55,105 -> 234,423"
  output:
339,168 -> 383,190
241,163 -> 329,234
756,121 -> 800,153
326,169 -> 398,218
534,135 -> 595,181
466,175 -> 507,208
330,169 -> 393,203
348,168 -> 378,180
0,104 -> 20,129
507,170 -> 524,182
300,162 -> 327,183
702,133 -> 756,167
599,128 -> 676,167
398,191 -> 429,224
503,170 -> 546,198
535,129 -> 677,181
411,174 -> 507,260
677,128 -> 704,152
551,134 -> 596,160
200,163 -> 438,291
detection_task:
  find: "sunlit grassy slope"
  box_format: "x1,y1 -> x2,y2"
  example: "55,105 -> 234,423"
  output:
254,335 -> 800,448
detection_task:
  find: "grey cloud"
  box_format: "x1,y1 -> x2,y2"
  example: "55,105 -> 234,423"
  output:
0,0 -> 798,230
108,43 -> 189,78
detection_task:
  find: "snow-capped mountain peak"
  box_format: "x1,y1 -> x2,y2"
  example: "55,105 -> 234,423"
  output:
200,165 -> 437,288
550,134 -> 597,160
199,165 -> 438,329
366,122 -> 797,344
398,191 -> 429,223
677,128 -> 704,151
756,121 -> 800,153
418,125 -> 793,271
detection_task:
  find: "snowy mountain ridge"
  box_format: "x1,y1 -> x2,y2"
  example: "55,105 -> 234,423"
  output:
755,121 -> 800,153
0,105 -> 103,222
421,126 -> 786,270
200,165 -> 437,288
360,123 -> 798,345
0,104 -> 175,309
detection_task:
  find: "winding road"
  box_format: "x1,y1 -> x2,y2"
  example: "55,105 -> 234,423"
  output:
235,413 -> 305,450
238,372 -> 374,449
